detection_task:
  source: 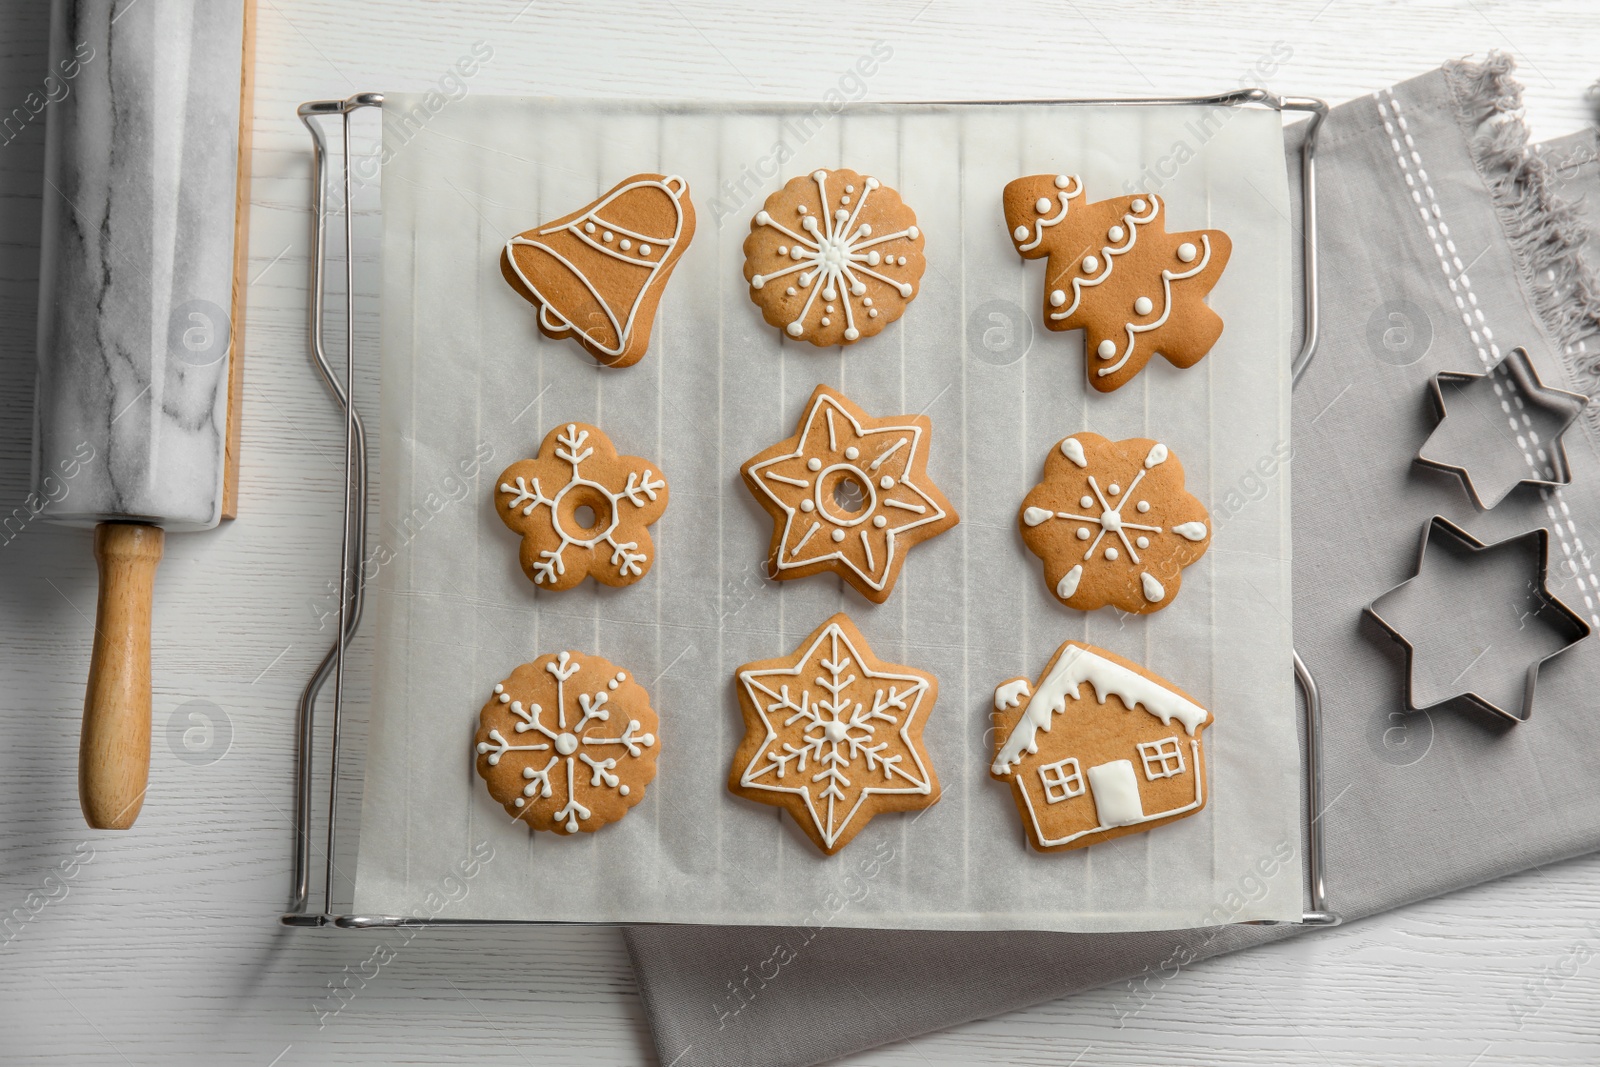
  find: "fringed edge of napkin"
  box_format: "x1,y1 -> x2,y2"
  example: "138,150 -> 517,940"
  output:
1444,52 -> 1600,365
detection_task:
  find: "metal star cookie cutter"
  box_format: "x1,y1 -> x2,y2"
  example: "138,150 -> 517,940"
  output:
1415,346 -> 1589,510
1364,515 -> 1591,725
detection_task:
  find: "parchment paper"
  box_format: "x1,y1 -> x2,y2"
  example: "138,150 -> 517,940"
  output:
352,96 -> 1299,930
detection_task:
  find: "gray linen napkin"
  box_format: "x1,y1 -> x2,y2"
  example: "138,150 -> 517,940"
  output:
625,55 -> 1600,1067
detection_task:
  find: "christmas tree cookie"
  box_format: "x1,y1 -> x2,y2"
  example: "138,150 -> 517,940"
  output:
501,173 -> 695,368
744,168 -> 925,346
1003,175 -> 1231,392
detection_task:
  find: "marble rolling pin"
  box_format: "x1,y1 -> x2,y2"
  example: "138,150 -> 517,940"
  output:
32,0 -> 255,829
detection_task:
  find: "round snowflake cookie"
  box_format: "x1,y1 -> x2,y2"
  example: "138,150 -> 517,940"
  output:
475,651 -> 659,834
495,422 -> 668,591
1019,433 -> 1211,614
743,168 -> 925,347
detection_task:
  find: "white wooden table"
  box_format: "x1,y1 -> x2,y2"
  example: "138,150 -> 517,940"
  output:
3,1 -> 1598,1063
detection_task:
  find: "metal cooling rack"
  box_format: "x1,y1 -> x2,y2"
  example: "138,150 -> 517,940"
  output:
282,89 -> 1336,929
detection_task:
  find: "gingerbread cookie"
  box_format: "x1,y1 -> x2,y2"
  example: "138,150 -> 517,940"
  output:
742,384 -> 958,603
475,651 -> 659,834
991,640 -> 1211,852
731,614 -> 939,855
1019,433 -> 1209,614
743,168 -> 924,346
502,173 -> 695,368
495,423 -> 668,590
1003,175 -> 1231,392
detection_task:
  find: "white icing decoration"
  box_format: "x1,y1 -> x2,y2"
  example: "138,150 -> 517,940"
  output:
498,425 -> 663,584
1059,437 -> 1088,467
1134,296 -> 1153,316
1107,483 -> 1120,496
1013,226 -> 1028,241
477,651 -> 655,833
1097,339 -> 1117,358
738,622 -> 934,849
640,244 -> 650,255
1136,536 -> 1149,549
1035,197 -> 1052,213
1140,572 -> 1166,602
1173,521 -> 1207,541
1108,225 -> 1125,241
1131,198 -> 1147,212
1136,500 -> 1150,513
1177,242 -> 1197,262
831,529 -> 846,542
1082,255 -> 1099,272
1053,174 -> 1071,189
1050,289 -> 1067,307
1086,760 -> 1144,826
1055,564 -> 1083,599
1104,547 -> 1118,561
746,392 -> 948,592
750,171 -> 919,339
504,175 -> 691,360
1015,175 -> 1082,252
1076,527 -> 1089,540
1023,506 -> 1055,527
1079,495 -> 1093,508
991,643 -> 1208,775
1143,442 -> 1168,469
995,678 -> 1032,710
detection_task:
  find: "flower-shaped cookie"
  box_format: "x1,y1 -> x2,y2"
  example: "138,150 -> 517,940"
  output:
475,651 -> 658,833
743,168 -> 925,347
731,614 -> 939,854
495,423 -> 668,590
1019,433 -> 1210,614
742,385 -> 958,603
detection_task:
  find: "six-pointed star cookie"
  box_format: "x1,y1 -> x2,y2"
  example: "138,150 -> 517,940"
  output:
730,613 -> 941,855
741,384 -> 959,603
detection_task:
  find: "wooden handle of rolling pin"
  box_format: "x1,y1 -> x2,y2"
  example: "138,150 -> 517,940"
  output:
79,522 -> 164,829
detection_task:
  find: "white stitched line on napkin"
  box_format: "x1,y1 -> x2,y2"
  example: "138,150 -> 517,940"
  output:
1375,88 -> 1600,626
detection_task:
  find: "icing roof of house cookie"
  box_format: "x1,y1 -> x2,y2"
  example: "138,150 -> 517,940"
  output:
991,643 -> 1208,775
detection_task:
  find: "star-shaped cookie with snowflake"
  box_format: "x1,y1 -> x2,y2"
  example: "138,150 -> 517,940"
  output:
495,422 -> 668,591
1019,433 -> 1211,614
742,385 -> 958,604
474,650 -> 659,834
730,614 -> 940,855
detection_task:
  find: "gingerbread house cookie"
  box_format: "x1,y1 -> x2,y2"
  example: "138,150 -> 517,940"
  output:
991,640 -> 1211,853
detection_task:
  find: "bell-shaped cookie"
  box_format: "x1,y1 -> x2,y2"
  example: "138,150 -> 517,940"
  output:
501,174 -> 695,368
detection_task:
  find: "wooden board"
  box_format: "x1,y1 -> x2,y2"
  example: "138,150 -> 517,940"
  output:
220,0 -> 256,520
